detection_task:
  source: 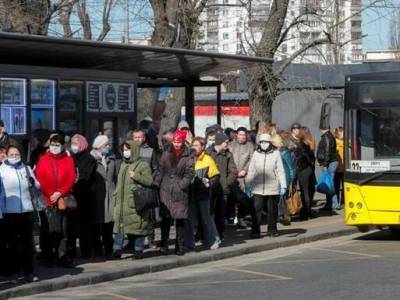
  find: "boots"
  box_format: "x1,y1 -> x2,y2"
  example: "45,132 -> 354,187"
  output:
159,218 -> 171,255
175,224 -> 185,256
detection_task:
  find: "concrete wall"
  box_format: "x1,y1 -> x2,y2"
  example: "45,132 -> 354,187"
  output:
272,89 -> 344,143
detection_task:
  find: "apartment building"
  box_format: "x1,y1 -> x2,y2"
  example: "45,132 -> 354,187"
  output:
198,0 -> 363,64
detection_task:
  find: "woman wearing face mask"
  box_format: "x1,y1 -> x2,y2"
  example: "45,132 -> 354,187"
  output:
0,144 -> 40,283
154,130 -> 195,256
69,134 -> 97,259
90,135 -> 117,259
35,134 -> 77,267
112,141 -> 153,259
245,134 -> 287,238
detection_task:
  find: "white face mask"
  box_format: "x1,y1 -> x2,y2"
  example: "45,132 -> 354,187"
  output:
50,145 -> 62,155
260,142 -> 270,151
8,156 -> 21,165
123,150 -> 131,159
70,145 -> 79,154
206,140 -> 215,148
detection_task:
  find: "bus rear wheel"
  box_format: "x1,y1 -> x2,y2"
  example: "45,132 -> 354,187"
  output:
357,226 -> 369,233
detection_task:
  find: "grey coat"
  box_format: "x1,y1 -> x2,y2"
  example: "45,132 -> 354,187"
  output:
229,140 -> 255,189
91,154 -> 117,224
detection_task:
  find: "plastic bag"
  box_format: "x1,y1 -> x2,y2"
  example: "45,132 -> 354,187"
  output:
316,169 -> 335,195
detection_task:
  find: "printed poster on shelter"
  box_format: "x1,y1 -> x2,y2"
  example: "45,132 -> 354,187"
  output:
86,82 -> 133,112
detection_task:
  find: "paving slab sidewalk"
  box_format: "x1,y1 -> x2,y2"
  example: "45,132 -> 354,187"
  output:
0,211 -> 357,300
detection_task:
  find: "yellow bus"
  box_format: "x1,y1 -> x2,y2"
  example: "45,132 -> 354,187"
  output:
344,71 -> 400,233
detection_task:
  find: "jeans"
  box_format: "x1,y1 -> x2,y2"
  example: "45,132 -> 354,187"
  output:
113,233 -> 145,252
326,161 -> 339,210
298,166 -> 316,218
185,199 -> 220,250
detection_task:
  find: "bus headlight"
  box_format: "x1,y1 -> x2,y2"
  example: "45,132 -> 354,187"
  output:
351,213 -> 357,220
349,202 -> 354,208
356,202 -> 363,209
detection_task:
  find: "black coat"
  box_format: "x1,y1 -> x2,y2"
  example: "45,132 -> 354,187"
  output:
294,141 -> 315,173
155,146 -> 195,219
317,131 -> 338,167
73,150 -> 97,222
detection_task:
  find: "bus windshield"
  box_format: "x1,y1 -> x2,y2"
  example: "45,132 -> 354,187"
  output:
346,106 -> 400,172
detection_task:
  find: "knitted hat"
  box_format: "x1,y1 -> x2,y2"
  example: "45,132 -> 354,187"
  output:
258,134 -> 271,143
92,135 -> 109,149
72,134 -> 89,152
215,132 -> 229,146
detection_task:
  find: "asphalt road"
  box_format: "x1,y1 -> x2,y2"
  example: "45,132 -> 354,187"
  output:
15,229 -> 400,300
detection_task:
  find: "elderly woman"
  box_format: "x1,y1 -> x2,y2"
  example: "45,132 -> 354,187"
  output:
155,130 -> 195,256
0,144 -> 40,283
246,134 -> 287,238
90,135 -> 117,259
112,141 -> 153,259
70,134 -> 97,258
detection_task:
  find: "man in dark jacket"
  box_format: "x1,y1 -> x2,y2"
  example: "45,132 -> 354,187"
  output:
317,122 -> 339,211
207,132 -> 238,239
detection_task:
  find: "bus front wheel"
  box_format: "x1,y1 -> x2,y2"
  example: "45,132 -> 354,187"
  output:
357,226 -> 370,233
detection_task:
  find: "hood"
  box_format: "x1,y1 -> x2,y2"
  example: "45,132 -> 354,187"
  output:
126,141 -> 141,163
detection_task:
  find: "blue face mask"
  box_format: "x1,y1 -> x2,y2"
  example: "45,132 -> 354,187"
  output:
101,147 -> 110,157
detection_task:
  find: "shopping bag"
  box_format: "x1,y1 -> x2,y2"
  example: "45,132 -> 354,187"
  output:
286,186 -> 302,215
316,169 -> 335,195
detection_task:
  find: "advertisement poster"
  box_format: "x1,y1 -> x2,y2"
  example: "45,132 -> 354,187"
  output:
31,80 -> 55,106
12,107 -> 26,134
87,82 -> 134,112
0,79 -> 25,106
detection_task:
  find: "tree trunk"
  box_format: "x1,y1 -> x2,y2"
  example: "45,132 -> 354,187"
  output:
247,64 -> 278,128
158,88 -> 185,134
0,0 -> 51,35
137,88 -> 160,123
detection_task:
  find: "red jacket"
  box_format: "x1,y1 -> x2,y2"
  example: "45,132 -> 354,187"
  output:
35,150 -> 77,206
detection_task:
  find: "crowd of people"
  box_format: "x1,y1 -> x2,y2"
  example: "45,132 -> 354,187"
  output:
0,118 -> 345,285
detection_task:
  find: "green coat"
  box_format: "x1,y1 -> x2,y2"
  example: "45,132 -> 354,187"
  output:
113,141 -> 153,236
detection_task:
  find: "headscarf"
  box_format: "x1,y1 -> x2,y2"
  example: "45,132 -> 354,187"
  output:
172,129 -> 187,157
72,134 -> 89,153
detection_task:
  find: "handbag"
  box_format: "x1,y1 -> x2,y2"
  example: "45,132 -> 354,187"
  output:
316,169 -> 335,195
131,163 -> 156,213
25,165 -> 46,212
58,194 -> 77,211
286,185 -> 303,215
45,206 -> 62,233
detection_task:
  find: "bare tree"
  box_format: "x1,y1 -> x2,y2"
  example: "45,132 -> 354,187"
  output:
146,0 -> 208,133
0,0 -> 73,35
244,0 -> 386,126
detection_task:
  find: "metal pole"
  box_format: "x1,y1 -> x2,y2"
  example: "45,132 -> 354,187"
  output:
125,0 -> 130,43
216,83 -> 221,125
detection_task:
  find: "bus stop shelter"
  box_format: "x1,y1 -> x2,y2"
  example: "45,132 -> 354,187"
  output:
0,32 -> 272,148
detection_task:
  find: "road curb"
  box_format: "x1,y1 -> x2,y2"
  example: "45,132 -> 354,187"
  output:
0,227 -> 358,299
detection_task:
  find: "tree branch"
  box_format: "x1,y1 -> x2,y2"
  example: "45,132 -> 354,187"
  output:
274,31 -> 333,75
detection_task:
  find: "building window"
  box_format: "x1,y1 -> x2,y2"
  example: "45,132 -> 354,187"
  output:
282,44 -> 287,53
223,44 -> 229,51
223,33 -> 229,39
223,21 -> 229,28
